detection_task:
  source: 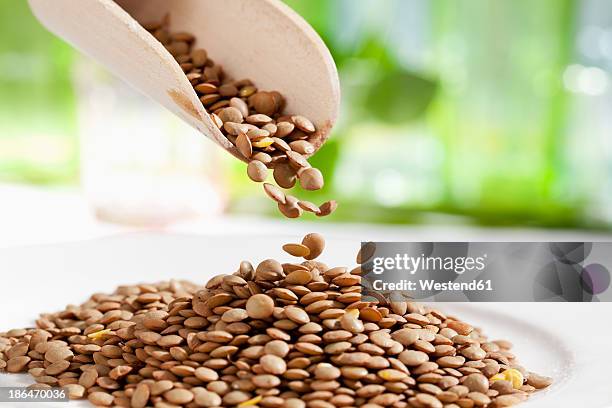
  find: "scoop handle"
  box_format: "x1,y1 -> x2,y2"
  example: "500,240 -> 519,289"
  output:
27,0 -> 231,150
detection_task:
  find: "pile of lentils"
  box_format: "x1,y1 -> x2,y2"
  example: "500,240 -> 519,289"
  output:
142,15 -> 337,218
0,233 -> 552,408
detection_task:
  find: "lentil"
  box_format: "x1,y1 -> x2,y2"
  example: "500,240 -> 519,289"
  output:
142,17 -> 336,218
0,233 -> 550,408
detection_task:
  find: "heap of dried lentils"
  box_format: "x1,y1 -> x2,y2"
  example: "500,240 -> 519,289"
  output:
143,15 -> 336,218
0,233 -> 552,408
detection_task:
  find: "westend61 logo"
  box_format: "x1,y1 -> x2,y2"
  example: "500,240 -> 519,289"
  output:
363,243 -> 494,297
361,242 -> 612,302
371,253 -> 487,275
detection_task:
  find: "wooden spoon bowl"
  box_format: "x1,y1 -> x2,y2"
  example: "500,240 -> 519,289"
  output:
28,0 -> 341,161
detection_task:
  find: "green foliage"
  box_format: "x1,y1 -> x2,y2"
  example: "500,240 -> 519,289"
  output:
0,0 -> 603,228
365,69 -> 438,124
0,0 -> 77,184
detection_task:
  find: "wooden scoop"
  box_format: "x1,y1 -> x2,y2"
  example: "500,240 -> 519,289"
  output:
27,0 -> 340,161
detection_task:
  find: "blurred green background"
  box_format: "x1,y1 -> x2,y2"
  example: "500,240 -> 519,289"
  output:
2,0 -> 612,229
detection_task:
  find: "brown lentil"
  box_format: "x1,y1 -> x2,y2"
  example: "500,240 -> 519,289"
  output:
283,243 -> 311,258
246,294 -> 275,319
317,200 -> 338,217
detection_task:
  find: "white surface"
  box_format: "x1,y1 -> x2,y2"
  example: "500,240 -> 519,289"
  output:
1,233 -> 611,407
2,183 -> 612,249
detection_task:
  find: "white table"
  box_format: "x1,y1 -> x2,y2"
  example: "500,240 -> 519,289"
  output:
1,232 -> 611,407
